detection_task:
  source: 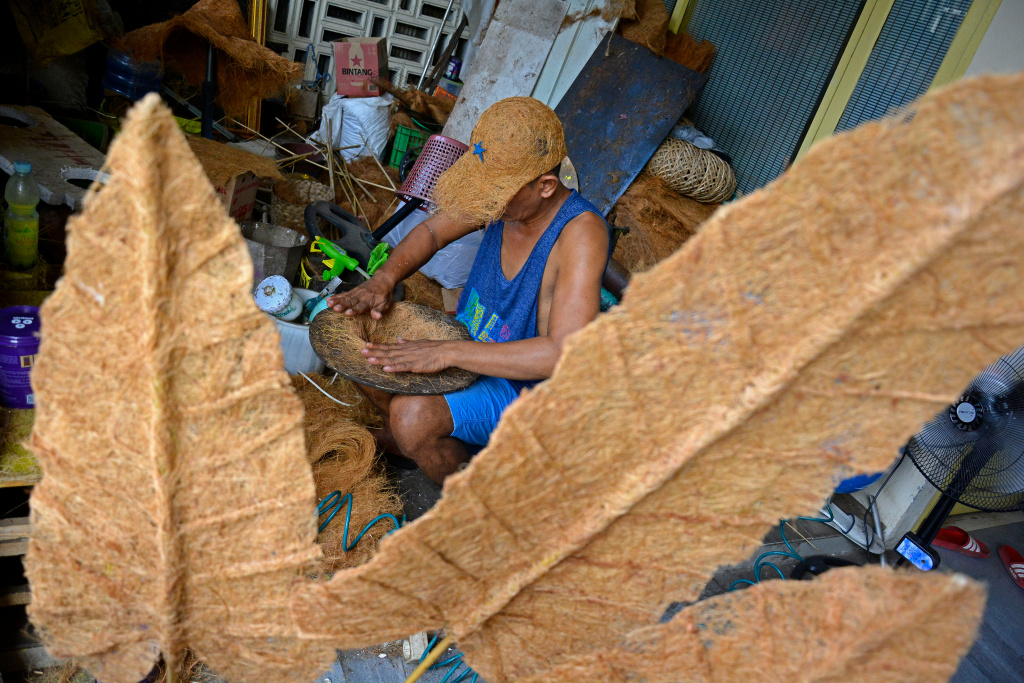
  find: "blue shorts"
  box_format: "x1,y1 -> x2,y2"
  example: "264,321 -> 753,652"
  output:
443,375 -> 521,446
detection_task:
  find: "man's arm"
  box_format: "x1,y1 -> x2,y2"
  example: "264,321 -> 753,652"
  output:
326,212 -> 479,318
363,213 -> 609,379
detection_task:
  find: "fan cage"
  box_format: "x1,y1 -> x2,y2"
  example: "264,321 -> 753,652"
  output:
906,347 -> 1024,513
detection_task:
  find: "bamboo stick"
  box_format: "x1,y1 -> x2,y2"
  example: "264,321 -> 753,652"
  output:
360,133 -> 397,191
228,118 -> 333,174
324,126 -> 337,197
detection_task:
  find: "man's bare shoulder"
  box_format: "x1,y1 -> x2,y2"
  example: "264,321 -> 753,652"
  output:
555,210 -> 609,262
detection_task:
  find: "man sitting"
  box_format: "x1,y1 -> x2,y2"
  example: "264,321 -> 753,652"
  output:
326,97 -> 609,484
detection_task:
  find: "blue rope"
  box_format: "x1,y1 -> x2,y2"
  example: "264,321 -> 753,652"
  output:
316,491 -> 404,550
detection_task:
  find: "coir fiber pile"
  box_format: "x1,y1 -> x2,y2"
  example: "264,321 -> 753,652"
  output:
118,0 -> 302,116
290,73 -> 1024,682
0,408 -> 38,484
24,94 -> 335,683
611,172 -> 719,273
310,303 -> 477,395
291,373 -> 401,574
186,135 -> 283,187
402,272 -> 447,313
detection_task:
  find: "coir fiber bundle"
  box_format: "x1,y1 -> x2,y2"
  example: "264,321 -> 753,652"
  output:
290,373 -> 383,460
118,0 -> 303,116
24,94 -> 335,683
665,30 -> 716,74
289,372 -> 399,573
0,407 -> 38,484
517,568 -> 983,683
619,0 -> 671,55
186,135 -> 283,187
291,73 -> 1024,682
32,650 -> 210,683
373,78 -> 454,125
611,172 -> 718,273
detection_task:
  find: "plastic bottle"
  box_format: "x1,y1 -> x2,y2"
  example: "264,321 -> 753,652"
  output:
4,161 -> 40,270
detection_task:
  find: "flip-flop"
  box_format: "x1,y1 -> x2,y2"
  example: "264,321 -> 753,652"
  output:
932,526 -> 990,558
998,545 -> 1024,591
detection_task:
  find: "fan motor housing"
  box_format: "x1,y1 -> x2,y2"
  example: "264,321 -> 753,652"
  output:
949,394 -> 984,432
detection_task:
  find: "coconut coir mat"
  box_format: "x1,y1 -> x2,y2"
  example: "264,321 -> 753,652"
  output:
117,0 -> 302,116
290,73 -> 1023,682
310,303 -> 478,395
23,93 -> 335,683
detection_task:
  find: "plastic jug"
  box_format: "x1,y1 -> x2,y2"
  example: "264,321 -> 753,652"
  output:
4,161 -> 40,270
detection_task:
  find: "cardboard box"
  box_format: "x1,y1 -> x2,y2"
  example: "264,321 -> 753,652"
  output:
334,38 -> 389,98
214,171 -> 259,222
441,287 -> 463,316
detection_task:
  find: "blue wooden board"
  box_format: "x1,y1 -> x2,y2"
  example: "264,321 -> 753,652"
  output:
554,33 -> 707,216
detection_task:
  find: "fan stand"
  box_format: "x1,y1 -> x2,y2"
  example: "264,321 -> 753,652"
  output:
896,396 -> 992,570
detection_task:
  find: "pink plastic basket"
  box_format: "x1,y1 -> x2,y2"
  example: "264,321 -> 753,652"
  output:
398,134 -> 469,210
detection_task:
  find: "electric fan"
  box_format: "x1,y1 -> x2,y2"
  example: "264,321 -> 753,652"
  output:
896,344 -> 1024,570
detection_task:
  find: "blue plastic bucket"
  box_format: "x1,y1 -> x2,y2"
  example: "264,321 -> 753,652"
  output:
0,306 -> 40,409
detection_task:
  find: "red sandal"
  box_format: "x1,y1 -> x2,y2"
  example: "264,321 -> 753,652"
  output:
998,545 -> 1024,591
932,526 -> 990,559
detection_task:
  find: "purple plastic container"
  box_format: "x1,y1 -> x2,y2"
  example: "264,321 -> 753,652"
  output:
0,306 -> 40,409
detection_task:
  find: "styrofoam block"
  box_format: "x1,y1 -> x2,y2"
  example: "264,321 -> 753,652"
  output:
0,105 -> 105,210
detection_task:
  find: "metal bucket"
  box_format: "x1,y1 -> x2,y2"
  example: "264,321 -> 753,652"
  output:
241,220 -> 309,285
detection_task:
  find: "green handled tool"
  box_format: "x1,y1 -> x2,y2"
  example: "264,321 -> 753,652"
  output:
313,237 -> 371,280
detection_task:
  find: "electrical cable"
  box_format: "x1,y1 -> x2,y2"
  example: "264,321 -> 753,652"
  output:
317,491 -> 405,545
403,634 -> 454,683
861,451 -> 905,550
403,629 -> 479,683
299,371 -> 361,407
727,505 -> 837,592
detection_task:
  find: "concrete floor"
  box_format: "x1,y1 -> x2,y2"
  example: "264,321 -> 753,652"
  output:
942,523 -> 1024,683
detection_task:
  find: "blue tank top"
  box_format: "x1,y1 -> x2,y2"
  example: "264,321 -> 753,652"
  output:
455,190 -> 606,389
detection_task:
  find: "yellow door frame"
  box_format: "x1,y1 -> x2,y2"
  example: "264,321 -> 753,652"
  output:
797,0 -> 1001,159
668,0 -> 696,34
795,0 -> 896,159
671,0 -> 1001,160
930,0 -> 1002,89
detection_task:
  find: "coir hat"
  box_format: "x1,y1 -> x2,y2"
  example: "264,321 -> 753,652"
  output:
433,97 -> 567,225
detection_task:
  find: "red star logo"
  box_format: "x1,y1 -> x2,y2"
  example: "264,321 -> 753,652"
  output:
352,55 -> 363,67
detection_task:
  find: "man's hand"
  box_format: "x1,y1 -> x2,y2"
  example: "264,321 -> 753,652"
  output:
326,275 -> 395,319
361,338 -> 453,374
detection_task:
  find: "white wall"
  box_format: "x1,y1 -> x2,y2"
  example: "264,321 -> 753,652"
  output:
964,0 -> 1024,77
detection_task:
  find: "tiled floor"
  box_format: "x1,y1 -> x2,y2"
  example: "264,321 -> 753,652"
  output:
941,523 -> 1024,683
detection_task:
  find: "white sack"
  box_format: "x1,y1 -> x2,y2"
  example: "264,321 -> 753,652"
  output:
311,93 -> 393,162
383,200 -> 484,289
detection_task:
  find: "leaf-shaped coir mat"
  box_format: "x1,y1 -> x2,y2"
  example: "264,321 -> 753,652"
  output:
291,73 -> 1024,681
515,567 -> 984,683
24,95 -> 336,683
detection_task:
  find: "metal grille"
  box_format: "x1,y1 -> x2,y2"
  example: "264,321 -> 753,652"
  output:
266,0 -> 468,90
907,346 -> 1024,512
685,0 -> 863,194
836,0 -> 972,132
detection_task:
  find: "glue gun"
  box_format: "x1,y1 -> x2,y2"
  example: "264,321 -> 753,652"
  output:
313,237 -> 371,280
302,238 -> 372,320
